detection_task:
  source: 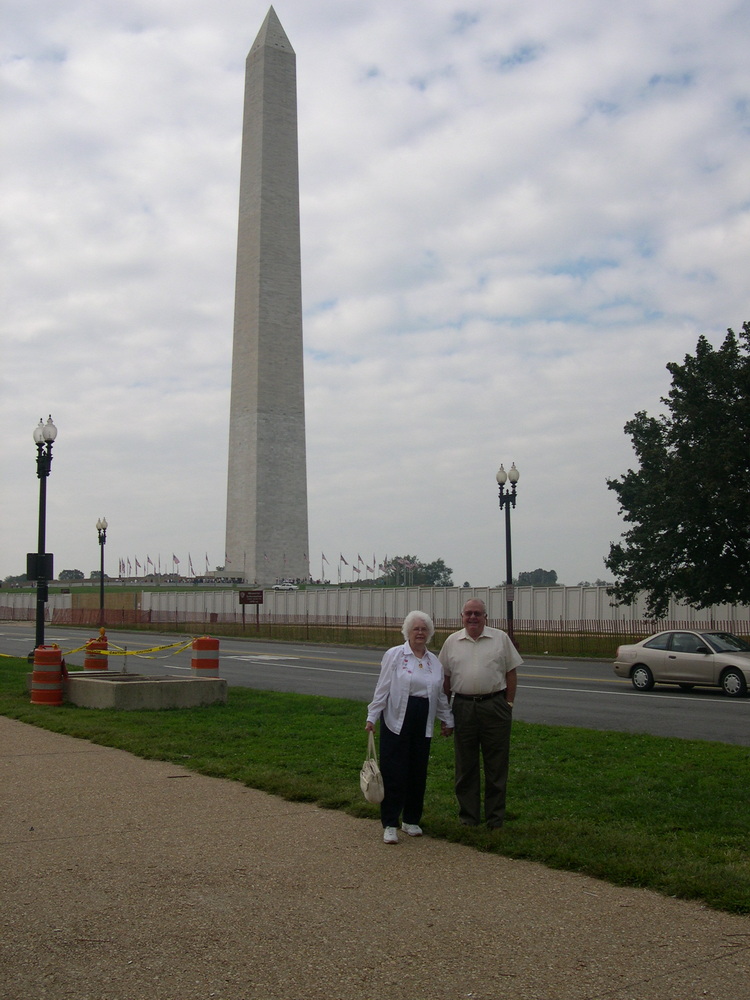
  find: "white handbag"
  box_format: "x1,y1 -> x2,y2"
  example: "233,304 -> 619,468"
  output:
360,731 -> 385,803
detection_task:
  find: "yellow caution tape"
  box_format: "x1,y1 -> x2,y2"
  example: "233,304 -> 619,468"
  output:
71,639 -> 195,658
2,637 -> 203,660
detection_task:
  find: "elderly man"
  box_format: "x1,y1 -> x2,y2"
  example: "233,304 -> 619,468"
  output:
439,598 -> 522,828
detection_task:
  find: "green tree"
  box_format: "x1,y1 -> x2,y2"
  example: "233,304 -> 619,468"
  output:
605,323 -> 750,617
379,555 -> 453,587
517,568 -> 558,587
59,569 -> 84,581
421,558 -> 453,587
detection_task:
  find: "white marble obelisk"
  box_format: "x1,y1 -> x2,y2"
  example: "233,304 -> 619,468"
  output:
225,7 -> 309,585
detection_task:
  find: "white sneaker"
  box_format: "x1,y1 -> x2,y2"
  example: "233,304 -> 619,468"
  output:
401,823 -> 423,837
383,826 -> 399,844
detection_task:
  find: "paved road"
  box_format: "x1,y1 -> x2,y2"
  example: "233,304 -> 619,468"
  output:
2,621 -> 749,745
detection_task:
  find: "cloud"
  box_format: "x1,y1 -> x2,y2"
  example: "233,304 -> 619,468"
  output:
2,0 -> 749,589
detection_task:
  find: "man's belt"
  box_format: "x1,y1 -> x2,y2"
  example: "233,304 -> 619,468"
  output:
453,691 -> 502,702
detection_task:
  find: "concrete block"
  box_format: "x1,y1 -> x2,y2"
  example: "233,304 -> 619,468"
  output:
59,672 -> 228,710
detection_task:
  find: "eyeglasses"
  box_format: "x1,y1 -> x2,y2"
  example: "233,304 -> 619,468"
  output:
463,611 -> 486,617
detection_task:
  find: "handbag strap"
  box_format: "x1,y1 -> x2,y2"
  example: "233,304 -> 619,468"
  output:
367,730 -> 378,761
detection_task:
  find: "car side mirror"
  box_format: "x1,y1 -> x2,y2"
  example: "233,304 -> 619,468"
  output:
695,645 -> 711,654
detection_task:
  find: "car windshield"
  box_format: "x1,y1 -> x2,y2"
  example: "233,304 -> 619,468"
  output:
702,632 -> 750,653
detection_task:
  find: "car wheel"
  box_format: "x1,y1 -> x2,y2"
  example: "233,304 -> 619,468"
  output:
721,668 -> 748,698
678,683 -> 695,691
631,664 -> 654,691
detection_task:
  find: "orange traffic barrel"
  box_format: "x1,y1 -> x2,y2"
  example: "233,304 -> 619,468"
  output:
191,636 -> 219,676
30,645 -> 63,706
84,630 -> 108,671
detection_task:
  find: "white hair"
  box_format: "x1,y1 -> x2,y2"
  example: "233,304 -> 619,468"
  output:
402,610 -> 435,642
462,598 -> 487,614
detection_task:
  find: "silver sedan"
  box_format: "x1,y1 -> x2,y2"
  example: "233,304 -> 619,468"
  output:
613,630 -> 750,697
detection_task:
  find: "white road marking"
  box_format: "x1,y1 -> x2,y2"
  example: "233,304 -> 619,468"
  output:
225,654 -> 301,661
519,682 -> 749,707
224,656 -> 375,678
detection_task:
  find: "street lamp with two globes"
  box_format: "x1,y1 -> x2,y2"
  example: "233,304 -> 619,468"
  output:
96,517 -> 108,625
30,416 -> 58,651
496,462 -> 519,645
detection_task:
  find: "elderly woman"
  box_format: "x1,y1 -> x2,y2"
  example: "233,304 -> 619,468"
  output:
366,611 -> 454,844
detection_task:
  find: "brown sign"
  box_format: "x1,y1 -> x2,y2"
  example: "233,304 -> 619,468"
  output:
239,590 -> 264,605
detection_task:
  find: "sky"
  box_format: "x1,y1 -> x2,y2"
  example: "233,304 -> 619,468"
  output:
2,0 -> 749,589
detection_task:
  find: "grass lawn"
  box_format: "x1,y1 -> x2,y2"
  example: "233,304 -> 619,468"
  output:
2,654 -> 748,914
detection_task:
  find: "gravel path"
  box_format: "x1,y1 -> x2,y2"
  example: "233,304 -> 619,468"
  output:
1,716 -> 748,1000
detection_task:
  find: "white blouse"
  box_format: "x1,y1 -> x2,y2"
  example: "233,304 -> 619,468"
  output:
408,658 -> 431,698
366,641 -> 454,737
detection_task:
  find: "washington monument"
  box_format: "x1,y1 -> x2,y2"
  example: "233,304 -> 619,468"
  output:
225,7 -> 309,585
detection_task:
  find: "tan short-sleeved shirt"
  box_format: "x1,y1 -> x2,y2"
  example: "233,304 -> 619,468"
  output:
439,626 -> 522,696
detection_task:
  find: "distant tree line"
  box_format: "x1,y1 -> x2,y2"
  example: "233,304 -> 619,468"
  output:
498,569 -> 611,588
516,568 -> 558,587
378,556 -> 453,587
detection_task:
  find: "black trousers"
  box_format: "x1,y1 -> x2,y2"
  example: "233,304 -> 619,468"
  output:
379,696 -> 431,828
452,693 -> 512,827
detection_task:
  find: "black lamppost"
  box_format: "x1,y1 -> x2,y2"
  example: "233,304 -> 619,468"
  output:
496,462 -> 519,645
31,416 -> 58,651
96,517 -> 108,624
